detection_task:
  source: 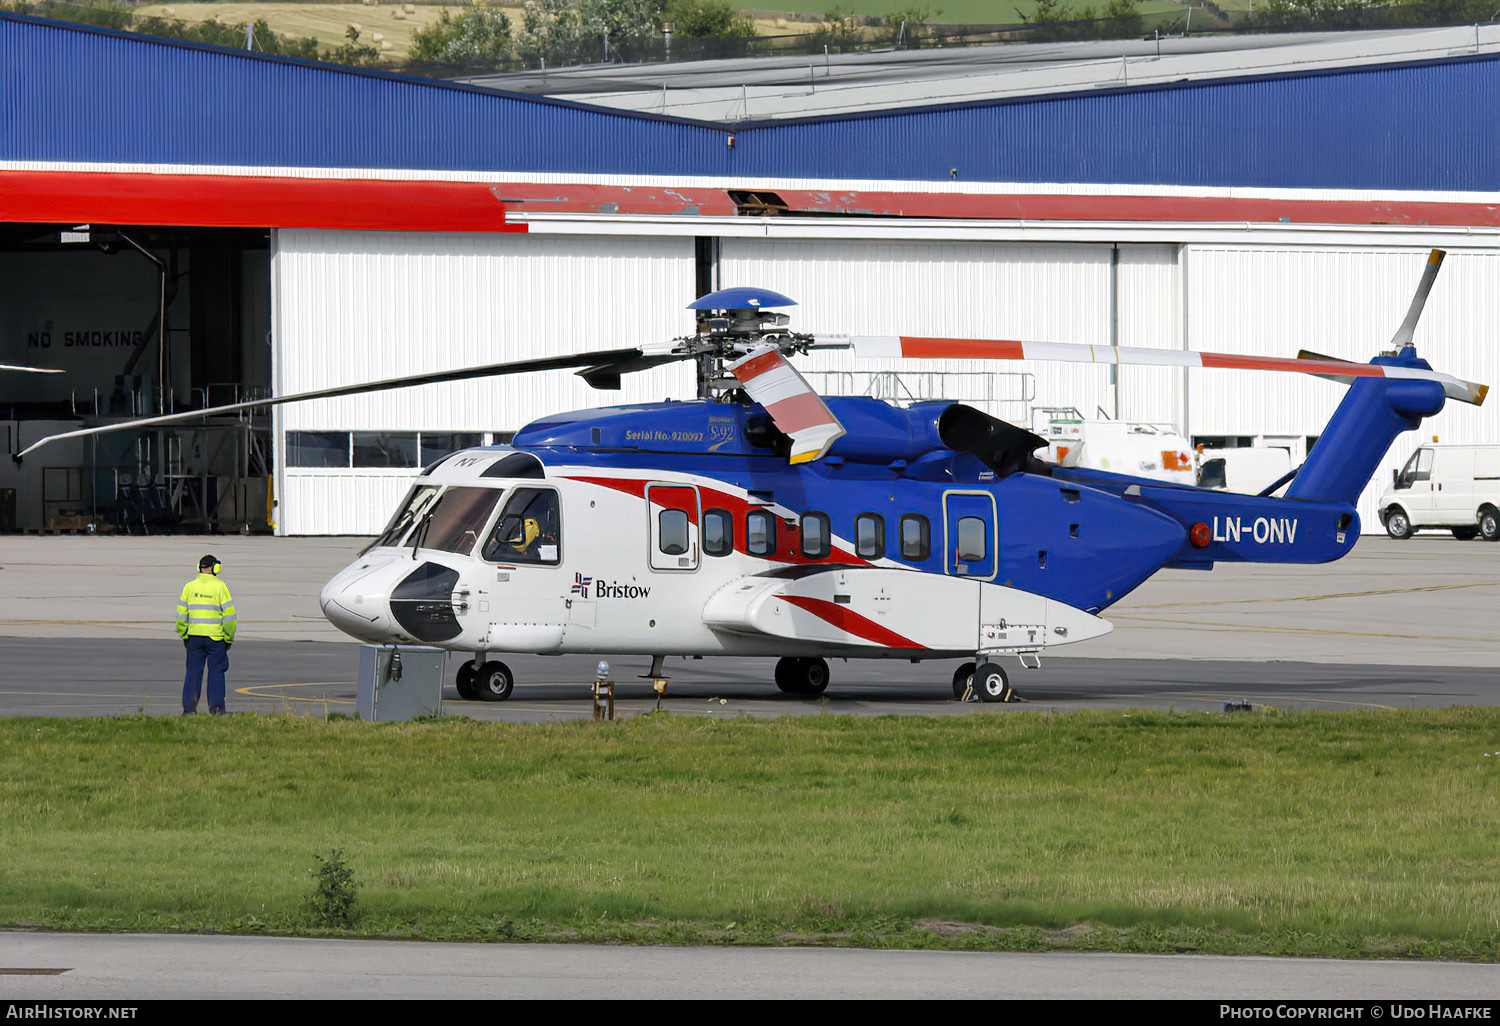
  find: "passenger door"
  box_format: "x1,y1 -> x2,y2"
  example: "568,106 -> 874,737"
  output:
647,484 -> 700,572
943,491 -> 997,580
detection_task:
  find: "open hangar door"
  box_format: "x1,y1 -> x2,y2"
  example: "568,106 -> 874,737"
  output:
0,223 -> 271,532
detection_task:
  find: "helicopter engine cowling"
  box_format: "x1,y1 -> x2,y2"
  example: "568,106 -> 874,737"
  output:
937,403 -> 1052,478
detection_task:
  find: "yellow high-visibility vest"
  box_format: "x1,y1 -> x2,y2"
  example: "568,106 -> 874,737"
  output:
176,573 -> 237,642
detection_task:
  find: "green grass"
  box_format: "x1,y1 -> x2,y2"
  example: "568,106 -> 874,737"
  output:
3,709 -> 1499,958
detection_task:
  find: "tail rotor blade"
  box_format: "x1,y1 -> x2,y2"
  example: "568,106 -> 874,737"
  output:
1389,248 -> 1445,350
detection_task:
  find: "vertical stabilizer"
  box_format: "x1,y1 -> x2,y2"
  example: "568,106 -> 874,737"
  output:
1284,351 -> 1445,504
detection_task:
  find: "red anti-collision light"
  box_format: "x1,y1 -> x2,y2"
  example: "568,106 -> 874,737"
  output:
1190,522 -> 1213,548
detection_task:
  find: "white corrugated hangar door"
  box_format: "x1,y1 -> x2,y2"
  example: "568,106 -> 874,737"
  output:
271,229 -> 696,535
718,237 -> 1184,434
1184,245 -> 1500,533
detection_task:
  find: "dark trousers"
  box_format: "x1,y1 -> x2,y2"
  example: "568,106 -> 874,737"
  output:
183,636 -> 229,713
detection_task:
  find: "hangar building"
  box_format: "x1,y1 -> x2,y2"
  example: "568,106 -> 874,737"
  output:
3,14 -> 1498,535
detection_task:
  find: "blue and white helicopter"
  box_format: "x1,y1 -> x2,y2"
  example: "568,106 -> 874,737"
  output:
20,250 -> 1487,702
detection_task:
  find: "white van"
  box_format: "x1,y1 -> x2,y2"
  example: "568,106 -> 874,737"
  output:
1378,444 -> 1500,540
1196,446 -> 1295,496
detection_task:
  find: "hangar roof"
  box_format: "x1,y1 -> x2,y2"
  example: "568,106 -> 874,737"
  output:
460,25 -> 1500,123
4,13 -> 1500,228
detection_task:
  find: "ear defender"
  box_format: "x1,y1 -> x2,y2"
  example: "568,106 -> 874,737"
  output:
213,563 -> 221,575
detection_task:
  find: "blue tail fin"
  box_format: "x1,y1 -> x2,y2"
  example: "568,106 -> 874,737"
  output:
1284,349 -> 1446,504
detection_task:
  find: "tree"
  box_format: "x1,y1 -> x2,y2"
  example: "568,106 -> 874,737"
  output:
880,5 -> 938,48
663,0 -> 756,38
517,0 -> 664,66
328,24 -> 381,67
410,7 -> 514,67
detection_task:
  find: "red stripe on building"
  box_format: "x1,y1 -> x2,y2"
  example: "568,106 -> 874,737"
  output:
777,594 -> 923,648
766,190 -> 1500,228
0,171 -> 525,232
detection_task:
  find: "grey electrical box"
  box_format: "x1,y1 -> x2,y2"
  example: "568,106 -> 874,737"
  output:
356,644 -> 445,722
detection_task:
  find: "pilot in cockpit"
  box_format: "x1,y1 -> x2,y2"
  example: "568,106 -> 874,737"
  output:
503,516 -> 542,555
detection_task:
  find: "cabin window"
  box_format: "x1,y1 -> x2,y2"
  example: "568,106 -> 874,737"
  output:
703,509 -> 734,556
956,515 -> 988,563
855,513 -> 885,559
801,512 -> 831,559
900,514 -> 930,561
421,486 -> 502,556
658,509 -> 690,556
482,487 -> 561,565
747,510 -> 777,557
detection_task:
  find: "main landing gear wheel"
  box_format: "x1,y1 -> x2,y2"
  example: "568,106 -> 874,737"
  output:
1385,508 -> 1413,539
953,662 -> 976,701
475,660 -> 514,701
975,662 -> 1014,703
774,657 -> 830,696
455,661 -> 479,701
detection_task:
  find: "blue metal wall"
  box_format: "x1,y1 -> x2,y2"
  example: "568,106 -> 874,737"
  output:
3,13 -> 1496,190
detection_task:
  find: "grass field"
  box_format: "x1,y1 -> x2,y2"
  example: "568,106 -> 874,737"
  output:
128,1 -> 1211,63
135,2 -> 467,54
131,2 -> 824,60
4,708 -> 1499,958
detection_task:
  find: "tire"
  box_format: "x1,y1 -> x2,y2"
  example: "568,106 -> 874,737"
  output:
774,657 -> 803,694
475,660 -> 514,701
455,661 -> 479,701
975,661 -> 1012,703
1452,526 -> 1479,541
952,661 -> 976,701
1385,507 -> 1413,540
1480,507 -> 1500,542
800,657 -> 830,696
773,657 -> 829,696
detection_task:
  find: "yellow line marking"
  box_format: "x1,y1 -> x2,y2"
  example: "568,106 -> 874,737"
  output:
234,682 -> 354,704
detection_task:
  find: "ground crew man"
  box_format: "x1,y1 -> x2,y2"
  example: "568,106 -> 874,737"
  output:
176,554 -> 237,715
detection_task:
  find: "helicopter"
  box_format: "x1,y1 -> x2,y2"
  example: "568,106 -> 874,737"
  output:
16,251 -> 1486,703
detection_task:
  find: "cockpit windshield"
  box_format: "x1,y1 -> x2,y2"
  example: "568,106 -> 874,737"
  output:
419,487 -> 503,556
371,485 -> 441,550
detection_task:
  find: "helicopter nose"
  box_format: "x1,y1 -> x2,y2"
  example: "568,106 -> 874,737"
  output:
319,560 -> 398,642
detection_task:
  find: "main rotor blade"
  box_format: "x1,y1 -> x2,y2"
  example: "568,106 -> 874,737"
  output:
727,344 -> 846,464
838,335 -> 1487,406
14,346 -> 657,460
1390,248 -> 1445,349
